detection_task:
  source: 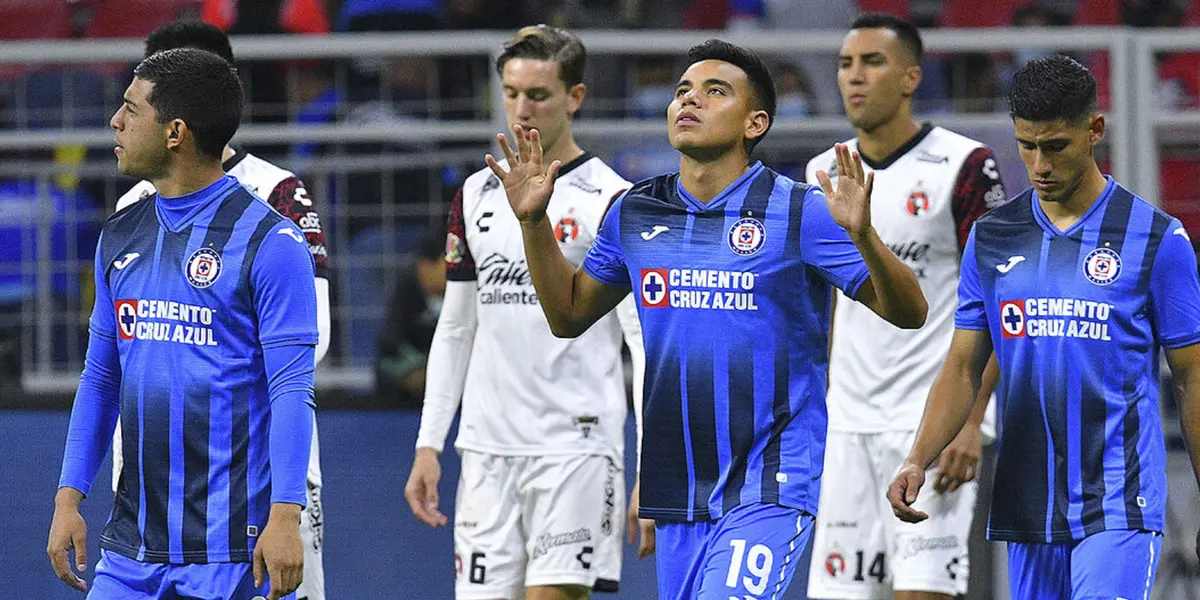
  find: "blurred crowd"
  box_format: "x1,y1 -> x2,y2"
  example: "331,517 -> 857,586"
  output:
0,0 -> 1199,405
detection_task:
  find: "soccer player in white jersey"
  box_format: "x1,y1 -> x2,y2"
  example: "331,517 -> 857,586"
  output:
108,20 -> 332,600
805,14 -> 1005,600
403,25 -> 648,600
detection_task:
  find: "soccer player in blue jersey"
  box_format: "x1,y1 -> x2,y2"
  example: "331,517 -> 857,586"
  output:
485,39 -> 928,600
888,54 -> 1200,599
46,48 -> 317,600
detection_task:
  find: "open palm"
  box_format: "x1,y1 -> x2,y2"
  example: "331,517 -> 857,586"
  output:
815,143 -> 875,241
485,124 -> 562,223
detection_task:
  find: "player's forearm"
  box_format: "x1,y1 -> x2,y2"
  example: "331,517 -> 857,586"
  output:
519,215 -> 591,336
268,390 -> 315,506
908,362 -> 981,469
854,227 -> 928,329
967,354 -> 999,427
58,336 -> 122,496
416,281 -> 476,451
1177,367 -> 1200,491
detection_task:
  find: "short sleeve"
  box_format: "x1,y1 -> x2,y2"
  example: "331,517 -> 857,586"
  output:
582,193 -> 630,288
951,146 -> 1007,252
252,221 -> 320,349
266,176 -> 329,278
954,226 -> 988,330
800,186 -> 870,297
445,187 -> 477,281
1150,220 -> 1200,348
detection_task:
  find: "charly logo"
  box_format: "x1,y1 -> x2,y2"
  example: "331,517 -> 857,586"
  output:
185,248 -> 222,288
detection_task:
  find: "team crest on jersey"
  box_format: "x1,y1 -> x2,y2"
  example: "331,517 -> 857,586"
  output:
1083,248 -> 1121,286
445,233 -> 465,264
906,189 -> 932,217
727,217 -> 766,256
825,552 -> 847,577
999,300 -> 1025,338
185,248 -> 222,288
640,269 -> 669,307
115,300 -> 137,340
554,215 -> 580,243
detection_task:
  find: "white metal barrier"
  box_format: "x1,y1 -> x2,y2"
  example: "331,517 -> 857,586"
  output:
0,27 -> 1191,393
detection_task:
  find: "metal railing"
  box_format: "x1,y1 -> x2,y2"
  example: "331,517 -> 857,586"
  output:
1,27 -> 1189,395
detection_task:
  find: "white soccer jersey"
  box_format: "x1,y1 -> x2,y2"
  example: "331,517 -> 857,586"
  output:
807,125 -> 1007,433
443,153 -> 637,458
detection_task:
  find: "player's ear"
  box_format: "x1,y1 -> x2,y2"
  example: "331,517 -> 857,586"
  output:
1088,113 -> 1105,146
165,119 -> 185,151
567,82 -> 587,117
745,109 -> 769,142
902,64 -> 922,97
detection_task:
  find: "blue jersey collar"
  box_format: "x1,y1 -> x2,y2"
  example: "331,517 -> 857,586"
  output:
1031,175 -> 1115,237
675,161 -> 765,212
155,175 -> 240,233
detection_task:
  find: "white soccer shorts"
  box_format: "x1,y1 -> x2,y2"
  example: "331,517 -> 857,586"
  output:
296,476 -> 325,600
453,450 -> 624,600
808,430 -> 977,599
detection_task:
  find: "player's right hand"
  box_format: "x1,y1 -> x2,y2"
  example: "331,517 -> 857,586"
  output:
405,447 -> 448,527
485,124 -> 562,224
626,478 -> 656,559
47,492 -> 89,592
887,461 -> 930,523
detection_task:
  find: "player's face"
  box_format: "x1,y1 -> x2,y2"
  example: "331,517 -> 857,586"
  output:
1013,114 -> 1105,204
501,58 -> 585,154
837,28 -> 921,132
110,77 -> 171,180
668,59 -> 769,159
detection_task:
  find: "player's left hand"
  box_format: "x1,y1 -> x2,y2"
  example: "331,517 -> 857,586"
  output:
887,461 -> 930,523
933,422 -> 982,494
816,143 -> 875,243
627,478 -> 655,559
254,504 -> 304,600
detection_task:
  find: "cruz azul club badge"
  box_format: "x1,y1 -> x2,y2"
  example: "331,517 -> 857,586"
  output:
186,247 -> 222,288
1083,247 -> 1121,286
728,217 -> 766,256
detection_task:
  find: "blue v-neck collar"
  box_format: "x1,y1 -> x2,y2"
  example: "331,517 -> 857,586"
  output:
1031,176 -> 1115,237
675,161 -> 764,212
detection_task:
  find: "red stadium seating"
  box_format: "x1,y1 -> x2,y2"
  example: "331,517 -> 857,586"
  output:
940,0 -> 1024,27
1162,156 -> 1200,245
0,0 -> 68,40
856,0 -> 909,18
80,0 -> 201,39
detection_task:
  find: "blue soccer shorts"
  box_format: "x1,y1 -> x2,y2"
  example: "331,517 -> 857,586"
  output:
1008,529 -> 1162,600
88,549 -> 295,600
656,502 -> 814,600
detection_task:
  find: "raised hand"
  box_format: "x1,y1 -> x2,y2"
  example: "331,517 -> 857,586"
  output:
485,124 -> 562,224
815,143 -> 875,242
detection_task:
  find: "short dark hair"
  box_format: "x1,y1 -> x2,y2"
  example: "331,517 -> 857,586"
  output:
145,20 -> 234,63
686,39 -> 777,152
1008,54 -> 1097,124
851,12 -> 924,64
133,48 -> 243,161
495,25 -> 586,88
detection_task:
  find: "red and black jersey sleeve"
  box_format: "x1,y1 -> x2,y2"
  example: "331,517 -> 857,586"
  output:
445,187 -> 477,281
951,146 -> 1007,252
266,176 -> 330,278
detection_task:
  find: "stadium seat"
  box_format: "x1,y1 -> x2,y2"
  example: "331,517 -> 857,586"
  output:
1072,0 -> 1120,25
0,0 -> 68,40
81,0 -> 201,39
1161,156 -> 1200,246
940,0 -> 1024,27
856,0 -> 909,18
